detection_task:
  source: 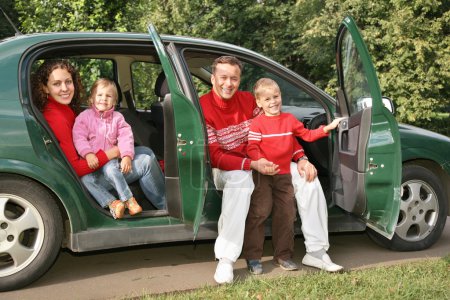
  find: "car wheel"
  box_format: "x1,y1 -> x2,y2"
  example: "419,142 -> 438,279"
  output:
367,164 -> 448,251
0,175 -> 63,292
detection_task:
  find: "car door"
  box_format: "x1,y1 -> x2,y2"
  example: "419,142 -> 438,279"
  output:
148,24 -> 207,235
334,16 -> 401,238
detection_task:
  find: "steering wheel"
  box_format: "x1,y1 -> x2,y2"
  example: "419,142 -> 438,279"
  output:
307,113 -> 327,129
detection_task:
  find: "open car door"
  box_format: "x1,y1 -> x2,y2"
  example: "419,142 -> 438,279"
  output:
334,16 -> 401,238
148,24 -> 207,236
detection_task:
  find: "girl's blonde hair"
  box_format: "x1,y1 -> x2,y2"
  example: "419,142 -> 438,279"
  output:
89,78 -> 118,106
253,78 -> 280,99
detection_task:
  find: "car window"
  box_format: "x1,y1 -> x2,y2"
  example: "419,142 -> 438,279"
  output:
183,50 -> 325,124
32,58 -> 114,106
131,62 -> 163,110
340,30 -> 371,115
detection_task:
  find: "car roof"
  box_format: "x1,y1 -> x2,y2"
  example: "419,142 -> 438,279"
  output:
0,31 -> 247,52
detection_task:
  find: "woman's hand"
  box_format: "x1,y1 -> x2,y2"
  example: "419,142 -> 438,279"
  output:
105,146 -> 120,160
86,153 -> 99,169
120,156 -> 132,174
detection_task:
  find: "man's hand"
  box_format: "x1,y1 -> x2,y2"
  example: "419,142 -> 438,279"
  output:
297,159 -> 317,182
250,158 -> 279,175
86,153 -> 99,169
120,156 -> 132,174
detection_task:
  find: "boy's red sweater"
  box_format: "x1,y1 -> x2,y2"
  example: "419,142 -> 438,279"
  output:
43,98 -> 109,177
247,113 -> 328,174
200,90 -> 306,171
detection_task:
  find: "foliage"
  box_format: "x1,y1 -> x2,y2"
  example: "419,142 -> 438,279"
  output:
291,0 -> 450,124
15,0 -> 140,32
149,256 -> 450,299
0,0 -> 19,39
14,0 -> 450,134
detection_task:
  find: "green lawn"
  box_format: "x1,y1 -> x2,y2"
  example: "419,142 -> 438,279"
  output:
144,255 -> 450,300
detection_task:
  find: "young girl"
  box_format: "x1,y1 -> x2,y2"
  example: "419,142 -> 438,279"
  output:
73,78 -> 142,219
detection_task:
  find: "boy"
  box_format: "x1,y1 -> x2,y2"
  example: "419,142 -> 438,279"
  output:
243,78 -> 342,274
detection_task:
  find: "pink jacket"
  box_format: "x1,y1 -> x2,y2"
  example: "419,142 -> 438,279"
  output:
73,106 -> 134,159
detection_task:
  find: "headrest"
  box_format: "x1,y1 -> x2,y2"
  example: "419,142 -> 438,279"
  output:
154,72 -> 169,99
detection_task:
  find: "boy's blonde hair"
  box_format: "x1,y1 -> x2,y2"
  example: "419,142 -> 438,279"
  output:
89,78 -> 119,105
253,78 -> 280,99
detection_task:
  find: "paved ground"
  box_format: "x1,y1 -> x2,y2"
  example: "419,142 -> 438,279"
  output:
3,217 -> 450,300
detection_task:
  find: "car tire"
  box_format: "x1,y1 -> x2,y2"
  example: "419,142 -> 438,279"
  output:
367,164 -> 448,251
0,175 -> 63,292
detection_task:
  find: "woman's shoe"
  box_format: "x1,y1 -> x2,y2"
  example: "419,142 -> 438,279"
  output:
109,200 -> 125,219
126,197 -> 143,215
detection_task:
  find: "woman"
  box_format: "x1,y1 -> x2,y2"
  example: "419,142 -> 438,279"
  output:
32,59 -> 166,215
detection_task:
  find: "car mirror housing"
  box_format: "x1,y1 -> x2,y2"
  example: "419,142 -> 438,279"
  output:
382,97 -> 395,114
355,96 -> 395,114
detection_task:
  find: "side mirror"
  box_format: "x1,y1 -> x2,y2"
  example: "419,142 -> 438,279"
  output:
382,97 -> 395,114
355,96 -> 395,114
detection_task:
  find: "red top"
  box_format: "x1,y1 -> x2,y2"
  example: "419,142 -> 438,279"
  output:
247,112 -> 328,174
43,97 -> 109,177
200,90 -> 307,170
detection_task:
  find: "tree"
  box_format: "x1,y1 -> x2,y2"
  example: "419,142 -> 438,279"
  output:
291,0 -> 450,124
0,0 -> 20,39
15,0 -> 449,131
15,0 -> 136,32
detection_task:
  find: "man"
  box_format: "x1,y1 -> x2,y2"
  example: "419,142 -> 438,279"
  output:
200,56 -> 343,284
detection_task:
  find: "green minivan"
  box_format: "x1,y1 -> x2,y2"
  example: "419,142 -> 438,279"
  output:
0,16 -> 448,291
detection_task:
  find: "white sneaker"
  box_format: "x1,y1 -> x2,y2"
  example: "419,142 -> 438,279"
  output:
302,253 -> 344,272
214,260 -> 234,284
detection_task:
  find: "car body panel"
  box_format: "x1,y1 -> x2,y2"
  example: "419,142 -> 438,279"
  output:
148,24 -> 207,235
335,16 -> 401,238
399,123 -> 450,171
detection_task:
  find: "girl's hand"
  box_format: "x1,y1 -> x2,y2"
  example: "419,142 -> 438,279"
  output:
121,156 -> 132,174
105,146 -> 120,160
86,153 -> 99,169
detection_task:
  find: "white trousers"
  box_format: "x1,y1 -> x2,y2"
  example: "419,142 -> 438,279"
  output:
212,169 -> 254,262
290,162 -> 330,253
212,162 -> 329,262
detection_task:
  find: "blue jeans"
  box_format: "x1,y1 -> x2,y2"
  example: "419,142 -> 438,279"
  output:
81,146 -> 166,210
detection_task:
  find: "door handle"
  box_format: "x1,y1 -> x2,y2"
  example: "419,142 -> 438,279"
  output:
43,137 -> 52,145
177,137 -> 187,146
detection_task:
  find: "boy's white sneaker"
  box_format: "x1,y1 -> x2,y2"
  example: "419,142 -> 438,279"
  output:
214,260 -> 234,284
302,253 -> 343,272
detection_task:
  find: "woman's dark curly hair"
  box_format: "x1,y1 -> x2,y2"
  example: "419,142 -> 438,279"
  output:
31,59 -> 84,113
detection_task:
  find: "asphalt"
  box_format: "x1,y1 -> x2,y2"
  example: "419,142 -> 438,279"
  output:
2,217 -> 450,300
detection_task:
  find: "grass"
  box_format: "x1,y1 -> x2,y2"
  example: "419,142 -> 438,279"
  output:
141,255 -> 450,300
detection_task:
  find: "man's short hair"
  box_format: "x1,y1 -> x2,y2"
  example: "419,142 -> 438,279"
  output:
212,56 -> 243,74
